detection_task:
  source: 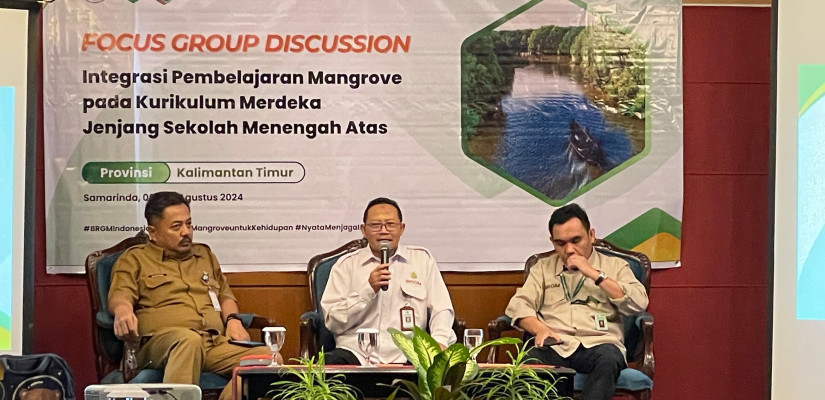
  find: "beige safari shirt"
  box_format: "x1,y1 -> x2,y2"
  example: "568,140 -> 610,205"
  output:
108,241 -> 236,337
505,250 -> 648,358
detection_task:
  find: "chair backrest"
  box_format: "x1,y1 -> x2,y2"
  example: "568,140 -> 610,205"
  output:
85,231 -> 149,381
524,239 -> 651,363
307,238 -> 368,350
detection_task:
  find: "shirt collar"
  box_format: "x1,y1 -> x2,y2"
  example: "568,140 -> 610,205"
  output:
145,240 -> 204,261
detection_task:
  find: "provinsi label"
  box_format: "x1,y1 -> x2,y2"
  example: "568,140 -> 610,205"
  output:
81,161 -> 305,184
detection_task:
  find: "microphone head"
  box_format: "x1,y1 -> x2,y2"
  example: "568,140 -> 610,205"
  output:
379,240 -> 390,251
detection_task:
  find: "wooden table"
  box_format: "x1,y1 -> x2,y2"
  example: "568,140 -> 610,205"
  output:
234,363 -> 575,400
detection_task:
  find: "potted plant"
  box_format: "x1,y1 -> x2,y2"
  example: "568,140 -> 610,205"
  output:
268,351 -> 360,400
385,326 -> 548,400
465,339 -> 566,400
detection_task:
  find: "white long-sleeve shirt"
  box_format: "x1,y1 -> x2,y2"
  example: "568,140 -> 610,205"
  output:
321,245 -> 456,364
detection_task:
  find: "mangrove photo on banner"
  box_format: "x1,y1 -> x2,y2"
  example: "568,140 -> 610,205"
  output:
461,0 -> 647,202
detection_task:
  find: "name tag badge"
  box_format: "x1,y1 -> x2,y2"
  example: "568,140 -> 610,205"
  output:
400,305 -> 415,331
595,314 -> 608,331
208,289 -> 222,312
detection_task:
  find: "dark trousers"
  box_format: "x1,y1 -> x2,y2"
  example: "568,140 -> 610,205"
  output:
526,343 -> 625,400
323,348 -> 361,365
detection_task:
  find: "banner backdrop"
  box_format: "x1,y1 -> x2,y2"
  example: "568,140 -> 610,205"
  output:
43,0 -> 683,273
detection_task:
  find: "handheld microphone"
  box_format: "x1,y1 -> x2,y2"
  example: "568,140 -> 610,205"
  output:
379,240 -> 390,291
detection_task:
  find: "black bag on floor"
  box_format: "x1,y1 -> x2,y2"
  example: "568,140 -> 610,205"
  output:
0,354 -> 75,400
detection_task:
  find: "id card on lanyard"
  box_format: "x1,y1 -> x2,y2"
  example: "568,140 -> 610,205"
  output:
400,294 -> 415,331
203,271 -> 222,311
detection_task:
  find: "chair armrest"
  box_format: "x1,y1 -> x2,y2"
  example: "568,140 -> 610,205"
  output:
452,316 -> 467,344
240,313 -> 280,330
486,316 -> 516,363
637,312 -> 654,379
299,311 -> 322,359
96,311 -> 114,329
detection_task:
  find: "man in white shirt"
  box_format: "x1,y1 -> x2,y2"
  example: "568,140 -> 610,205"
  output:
320,197 -> 456,364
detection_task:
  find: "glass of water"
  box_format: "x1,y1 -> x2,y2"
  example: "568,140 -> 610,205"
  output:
464,329 -> 483,361
263,327 -> 286,366
356,328 -> 379,367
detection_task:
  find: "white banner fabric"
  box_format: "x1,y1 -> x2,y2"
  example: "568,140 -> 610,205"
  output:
43,0 -> 683,273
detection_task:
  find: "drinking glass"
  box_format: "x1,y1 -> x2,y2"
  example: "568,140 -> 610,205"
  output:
464,329 -> 483,361
263,327 -> 286,366
356,328 -> 379,367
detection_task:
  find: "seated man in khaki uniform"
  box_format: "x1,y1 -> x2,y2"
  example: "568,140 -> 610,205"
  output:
108,191 -> 272,400
505,203 -> 648,400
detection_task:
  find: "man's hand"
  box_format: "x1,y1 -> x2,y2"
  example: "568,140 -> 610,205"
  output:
534,326 -> 563,348
518,316 -> 562,348
225,319 -> 250,341
112,307 -> 139,341
369,263 -> 391,293
566,253 -> 599,280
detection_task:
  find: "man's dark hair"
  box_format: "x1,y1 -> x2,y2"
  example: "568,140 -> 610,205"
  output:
363,197 -> 403,222
548,203 -> 590,234
145,191 -> 190,226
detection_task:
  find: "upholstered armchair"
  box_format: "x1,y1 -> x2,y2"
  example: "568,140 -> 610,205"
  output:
85,231 -> 279,394
299,238 -> 466,359
487,239 -> 654,400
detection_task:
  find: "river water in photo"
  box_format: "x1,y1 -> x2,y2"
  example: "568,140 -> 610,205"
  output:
492,62 -> 642,199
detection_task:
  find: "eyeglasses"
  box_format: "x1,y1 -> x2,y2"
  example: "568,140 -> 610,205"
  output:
365,221 -> 402,232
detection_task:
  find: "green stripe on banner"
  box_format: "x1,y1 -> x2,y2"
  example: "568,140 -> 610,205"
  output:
604,208 -> 681,249
799,65 -> 825,117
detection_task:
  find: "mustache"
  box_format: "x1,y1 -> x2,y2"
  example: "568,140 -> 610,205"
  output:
179,237 -> 192,245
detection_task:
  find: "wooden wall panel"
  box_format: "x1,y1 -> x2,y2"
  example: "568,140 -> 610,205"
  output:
226,271 -> 526,361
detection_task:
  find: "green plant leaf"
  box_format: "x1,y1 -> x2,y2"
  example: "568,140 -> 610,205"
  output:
442,361 -> 468,392
431,386 -> 454,400
465,340 -> 564,400
266,351 -> 360,400
389,378 -> 424,400
386,386 -> 400,400
388,327 -> 416,364
411,326 -> 443,371
468,336 -> 521,359
461,359 -> 478,384
426,350 -> 459,394
442,343 -> 471,367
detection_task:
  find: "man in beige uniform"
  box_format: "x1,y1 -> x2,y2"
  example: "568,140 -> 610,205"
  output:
108,191 -> 271,399
505,203 -> 648,400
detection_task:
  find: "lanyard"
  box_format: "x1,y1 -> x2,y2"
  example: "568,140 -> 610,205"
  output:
560,273 -> 585,303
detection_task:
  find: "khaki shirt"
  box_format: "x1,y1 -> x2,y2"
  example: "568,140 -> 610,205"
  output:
108,241 -> 236,337
505,250 -> 648,358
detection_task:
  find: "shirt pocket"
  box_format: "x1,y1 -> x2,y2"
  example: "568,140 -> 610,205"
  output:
401,281 -> 426,300
144,274 -> 173,289
139,274 -> 176,306
541,286 -> 566,307
400,281 -> 428,327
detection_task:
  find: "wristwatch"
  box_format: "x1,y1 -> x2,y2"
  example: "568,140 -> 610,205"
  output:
594,271 -> 607,286
224,312 -> 241,326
